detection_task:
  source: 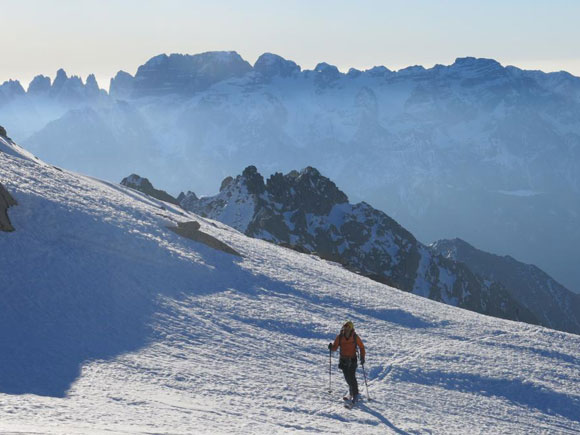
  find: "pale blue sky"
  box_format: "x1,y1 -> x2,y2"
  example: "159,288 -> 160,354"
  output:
2,0 -> 579,90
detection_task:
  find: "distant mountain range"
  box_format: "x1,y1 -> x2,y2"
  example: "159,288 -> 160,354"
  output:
121,167 -> 580,335
1,51 -> 579,294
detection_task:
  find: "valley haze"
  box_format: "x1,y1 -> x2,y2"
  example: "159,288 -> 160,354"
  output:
1,50 -> 579,297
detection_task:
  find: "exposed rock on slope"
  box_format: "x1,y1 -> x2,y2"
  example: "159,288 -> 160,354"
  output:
168,220 -> 241,257
121,174 -> 179,205
180,166 -> 537,325
0,182 -> 17,232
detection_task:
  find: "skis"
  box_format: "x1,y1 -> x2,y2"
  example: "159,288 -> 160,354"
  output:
342,394 -> 361,409
344,399 -> 355,409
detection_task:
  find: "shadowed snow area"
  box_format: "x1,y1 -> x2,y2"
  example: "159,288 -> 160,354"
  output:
1,147 -> 579,433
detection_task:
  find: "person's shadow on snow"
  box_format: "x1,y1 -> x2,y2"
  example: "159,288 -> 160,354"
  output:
356,401 -> 409,435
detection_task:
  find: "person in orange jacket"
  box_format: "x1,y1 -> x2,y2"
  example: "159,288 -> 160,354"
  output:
328,320 -> 366,402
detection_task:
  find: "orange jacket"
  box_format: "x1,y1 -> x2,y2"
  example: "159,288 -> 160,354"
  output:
331,331 -> 365,359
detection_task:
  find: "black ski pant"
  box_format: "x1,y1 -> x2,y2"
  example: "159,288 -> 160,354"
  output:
339,356 -> 359,397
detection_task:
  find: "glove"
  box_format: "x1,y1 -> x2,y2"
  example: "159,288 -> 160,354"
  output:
328,342 -> 333,351
360,356 -> 365,365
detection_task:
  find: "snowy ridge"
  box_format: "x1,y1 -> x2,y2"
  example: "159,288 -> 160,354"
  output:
0,133 -> 43,164
182,176 -> 257,234
181,166 -> 538,327
1,139 -> 580,433
431,238 -> 580,335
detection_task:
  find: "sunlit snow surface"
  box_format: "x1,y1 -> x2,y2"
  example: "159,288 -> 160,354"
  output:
1,143 -> 579,433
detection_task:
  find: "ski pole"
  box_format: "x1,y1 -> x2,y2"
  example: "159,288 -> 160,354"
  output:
329,348 -> 332,393
361,362 -> 371,401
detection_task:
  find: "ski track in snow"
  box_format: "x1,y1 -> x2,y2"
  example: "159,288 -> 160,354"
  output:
1,150 -> 580,434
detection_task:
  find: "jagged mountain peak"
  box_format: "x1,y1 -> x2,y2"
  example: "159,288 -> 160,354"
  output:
448,56 -> 506,78
130,51 -> 253,96
121,173 -> 155,191
314,62 -> 340,74
312,62 -> 342,83
211,166 -> 349,215
109,70 -> 134,98
452,56 -> 502,68
433,237 -> 528,265
347,67 -> 362,78
85,74 -> 99,88
52,68 -> 68,88
141,51 -> 250,69
240,165 -> 266,194
179,165 -> 538,325
365,65 -> 392,77
267,166 -> 348,214
39,68 -> 103,100
28,75 -> 51,94
112,70 -> 133,80
396,64 -> 426,76
0,79 -> 26,98
254,53 -> 301,78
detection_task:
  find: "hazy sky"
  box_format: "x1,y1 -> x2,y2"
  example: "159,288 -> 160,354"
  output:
2,0 -> 579,90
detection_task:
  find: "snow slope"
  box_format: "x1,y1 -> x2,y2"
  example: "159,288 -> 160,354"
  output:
1,140 -> 579,433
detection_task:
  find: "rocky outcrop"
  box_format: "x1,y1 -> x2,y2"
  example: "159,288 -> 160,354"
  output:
431,238 -> 580,335
35,69 -> 105,101
0,183 -> 17,232
109,71 -> 135,100
0,125 -> 6,138
266,166 -> 347,214
50,69 -> 84,100
180,166 -> 537,325
254,53 -> 300,79
121,174 -> 179,205
27,75 -> 51,95
129,51 -> 253,97
85,74 -> 101,99
365,66 -> 392,77
168,221 -> 240,256
313,62 -> 341,87
0,80 -> 25,103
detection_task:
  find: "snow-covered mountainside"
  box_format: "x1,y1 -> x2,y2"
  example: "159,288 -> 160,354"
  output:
431,238 -> 580,335
2,133 -> 580,434
178,165 -> 539,326
1,51 -> 579,294
128,167 -> 580,335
